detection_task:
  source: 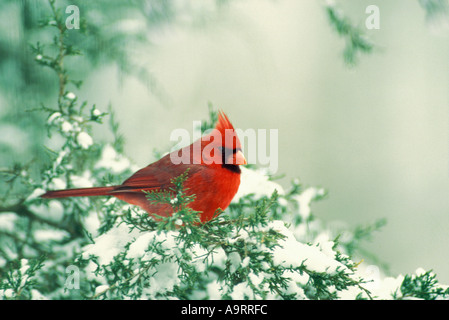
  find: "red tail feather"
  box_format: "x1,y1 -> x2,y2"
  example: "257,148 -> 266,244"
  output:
41,186 -> 116,198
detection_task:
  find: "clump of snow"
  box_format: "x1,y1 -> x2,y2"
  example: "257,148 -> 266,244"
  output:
207,280 -> 222,299
49,177 -> 67,190
95,285 -> 109,296
295,187 -> 325,220
313,232 -> 337,260
34,229 -> 69,242
71,171 -> 94,188
61,121 -> 74,133
241,256 -> 250,268
145,261 -> 181,297
83,224 -> 188,298
83,223 -> 140,265
84,211 -> 101,238
127,232 -> 158,260
0,212 -> 18,232
29,200 -> 64,222
95,144 -> 131,174
54,150 -> 68,167
370,275 -> 404,299
207,246 -> 227,270
270,221 -> 347,274
31,289 -> 48,300
18,259 -> 29,281
338,262 -> 404,300
47,112 -> 62,124
26,188 -> 45,202
92,108 -> 102,117
227,252 -> 241,273
65,92 -> 76,100
229,282 -> 252,300
233,167 -> 284,202
248,271 -> 264,287
1,288 -> 14,299
77,132 -> 93,149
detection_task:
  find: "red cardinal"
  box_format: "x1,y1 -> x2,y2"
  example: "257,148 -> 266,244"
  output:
41,111 -> 246,222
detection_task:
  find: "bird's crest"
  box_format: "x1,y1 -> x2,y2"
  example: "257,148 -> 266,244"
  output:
215,110 -> 235,134
214,110 -> 241,150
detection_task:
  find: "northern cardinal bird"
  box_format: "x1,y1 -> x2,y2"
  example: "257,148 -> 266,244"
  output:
41,111 -> 246,222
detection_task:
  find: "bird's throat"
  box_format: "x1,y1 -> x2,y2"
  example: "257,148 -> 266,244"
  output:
222,163 -> 241,174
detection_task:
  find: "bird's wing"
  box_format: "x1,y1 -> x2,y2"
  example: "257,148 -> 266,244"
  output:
115,154 -> 201,192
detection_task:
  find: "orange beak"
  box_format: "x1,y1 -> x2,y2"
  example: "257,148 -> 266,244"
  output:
234,150 -> 247,165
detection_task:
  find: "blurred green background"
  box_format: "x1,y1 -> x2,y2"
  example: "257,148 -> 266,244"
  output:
1,0 -> 448,282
